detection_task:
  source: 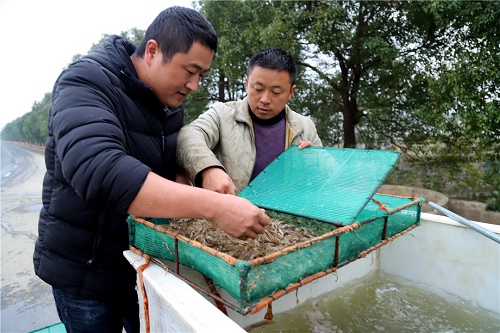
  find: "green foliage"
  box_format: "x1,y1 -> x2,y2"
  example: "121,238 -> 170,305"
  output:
196,0 -> 499,155
484,159 -> 500,211
1,93 -> 51,144
2,2 -> 498,208
387,151 -> 500,212
91,28 -> 145,50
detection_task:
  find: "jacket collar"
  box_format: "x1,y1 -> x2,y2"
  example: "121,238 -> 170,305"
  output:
98,35 -> 164,111
235,97 -> 304,133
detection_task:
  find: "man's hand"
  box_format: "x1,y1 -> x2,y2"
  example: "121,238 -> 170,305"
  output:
201,167 -> 236,195
129,172 -> 268,240
298,141 -> 315,149
212,195 -> 269,239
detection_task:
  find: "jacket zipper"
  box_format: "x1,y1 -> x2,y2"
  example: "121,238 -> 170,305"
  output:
87,211 -> 107,265
161,130 -> 166,152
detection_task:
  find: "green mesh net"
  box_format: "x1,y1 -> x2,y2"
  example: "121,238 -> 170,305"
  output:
238,146 -> 401,224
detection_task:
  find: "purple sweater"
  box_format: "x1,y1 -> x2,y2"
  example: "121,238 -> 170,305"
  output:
250,109 -> 286,181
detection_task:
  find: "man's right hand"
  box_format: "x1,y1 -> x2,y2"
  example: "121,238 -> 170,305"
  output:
128,171 -> 267,240
211,194 -> 270,239
201,167 -> 236,195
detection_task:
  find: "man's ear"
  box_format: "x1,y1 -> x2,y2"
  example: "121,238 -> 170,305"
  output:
144,39 -> 160,66
288,85 -> 297,100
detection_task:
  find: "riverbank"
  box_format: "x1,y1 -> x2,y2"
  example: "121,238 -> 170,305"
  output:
1,142 -> 60,332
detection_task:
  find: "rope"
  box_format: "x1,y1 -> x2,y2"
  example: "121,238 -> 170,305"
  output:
130,246 -> 151,333
371,197 -> 389,212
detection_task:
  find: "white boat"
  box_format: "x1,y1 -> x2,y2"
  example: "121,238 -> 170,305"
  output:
124,212 -> 500,332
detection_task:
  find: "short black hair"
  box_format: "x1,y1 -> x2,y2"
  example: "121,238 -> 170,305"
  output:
135,6 -> 217,62
248,48 -> 297,85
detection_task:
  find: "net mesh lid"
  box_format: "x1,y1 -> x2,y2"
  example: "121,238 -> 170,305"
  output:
238,146 -> 400,225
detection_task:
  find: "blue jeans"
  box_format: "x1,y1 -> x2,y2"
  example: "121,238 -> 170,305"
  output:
52,288 -> 140,333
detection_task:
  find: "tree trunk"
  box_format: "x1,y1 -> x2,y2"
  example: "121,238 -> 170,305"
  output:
343,106 -> 357,148
218,71 -> 226,102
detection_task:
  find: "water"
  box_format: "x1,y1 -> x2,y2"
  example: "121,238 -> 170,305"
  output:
251,271 -> 500,333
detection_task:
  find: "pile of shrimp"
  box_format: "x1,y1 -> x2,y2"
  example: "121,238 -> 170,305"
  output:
158,218 -> 318,261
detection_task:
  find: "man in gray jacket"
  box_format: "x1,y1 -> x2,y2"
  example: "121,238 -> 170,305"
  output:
177,48 -> 322,194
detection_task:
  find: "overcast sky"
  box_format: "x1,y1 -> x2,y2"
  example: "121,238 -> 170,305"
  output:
0,0 -> 193,130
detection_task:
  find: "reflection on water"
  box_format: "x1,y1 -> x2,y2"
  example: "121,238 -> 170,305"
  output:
251,271 -> 500,333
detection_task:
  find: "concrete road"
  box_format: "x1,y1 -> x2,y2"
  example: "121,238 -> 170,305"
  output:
1,142 -> 60,332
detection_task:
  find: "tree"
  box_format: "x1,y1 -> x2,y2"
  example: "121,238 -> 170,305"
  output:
196,0 -> 498,208
1,93 -> 51,144
199,0 -> 498,154
3,3 -> 498,207
421,1 -> 499,159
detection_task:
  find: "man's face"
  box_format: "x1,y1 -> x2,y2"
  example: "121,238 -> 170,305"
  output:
246,66 -> 296,120
147,41 -> 213,107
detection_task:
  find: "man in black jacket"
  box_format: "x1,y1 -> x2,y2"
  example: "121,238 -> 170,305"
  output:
33,6 -> 269,333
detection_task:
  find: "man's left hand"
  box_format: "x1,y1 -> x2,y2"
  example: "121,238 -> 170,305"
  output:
297,141 -> 315,149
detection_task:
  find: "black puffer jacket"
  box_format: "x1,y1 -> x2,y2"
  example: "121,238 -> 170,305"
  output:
33,35 -> 183,300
